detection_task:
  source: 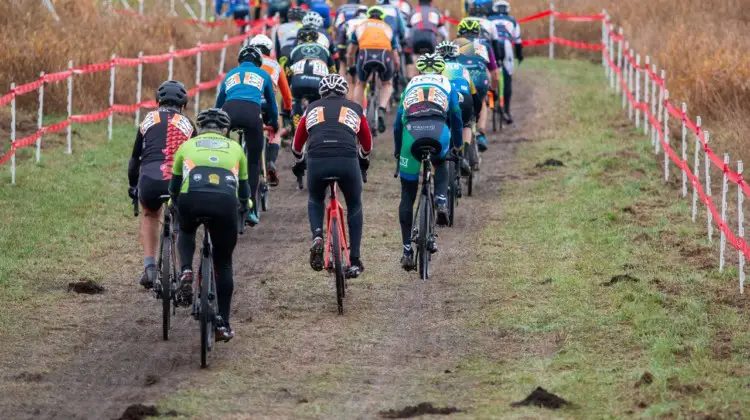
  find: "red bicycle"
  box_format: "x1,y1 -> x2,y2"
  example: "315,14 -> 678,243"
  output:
322,176 -> 350,315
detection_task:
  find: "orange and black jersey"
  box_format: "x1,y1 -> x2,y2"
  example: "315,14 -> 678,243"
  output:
292,97 -> 372,159
128,108 -> 197,184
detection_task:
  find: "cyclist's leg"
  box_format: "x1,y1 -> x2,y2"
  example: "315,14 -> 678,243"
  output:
353,50 -> 370,106
433,126 -> 451,207
502,67 -> 512,117
333,157 -> 363,262
306,157 -> 329,239
206,194 -> 239,329
136,175 -> 167,286
377,50 -> 394,111
398,128 -> 421,248
175,193 -> 200,302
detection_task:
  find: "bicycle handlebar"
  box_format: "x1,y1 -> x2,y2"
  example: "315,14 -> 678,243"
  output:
296,174 -> 304,190
394,160 -> 399,178
132,197 -> 139,217
361,169 -> 368,184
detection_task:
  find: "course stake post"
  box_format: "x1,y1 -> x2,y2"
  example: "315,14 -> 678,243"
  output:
616,28 -> 623,95
650,64 -> 657,145
643,56 -> 650,135
194,43 -> 202,117
663,89 -> 670,181
692,116 -> 702,222
656,70 -> 665,154
66,60 -> 73,154
108,54 -> 116,142
621,41 -> 629,109
681,103 -> 688,197
36,72 -> 45,163
10,83 -> 16,185
634,54 -> 641,128
739,160 -> 745,293
705,131 -> 713,243
135,51 -> 143,127
217,35 -> 228,100
168,45 -> 175,81
720,153 -> 729,271
549,1 -> 555,60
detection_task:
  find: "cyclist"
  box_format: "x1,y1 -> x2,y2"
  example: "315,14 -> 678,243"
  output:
298,0 -> 332,29
128,81 -> 196,289
437,41 -> 481,173
169,108 -> 250,343
275,7 -> 305,67
216,45 -> 278,226
291,75 -> 372,277
394,53 -> 462,270
303,11 -> 338,62
251,34 -> 293,186
456,18 -> 499,152
347,6 -> 400,134
378,0 -> 408,54
253,0 -> 291,22
405,0 -> 448,78
466,6 -> 504,71
489,0 -> 522,123
334,2 -> 368,75
215,0 -> 251,32
287,25 -> 337,130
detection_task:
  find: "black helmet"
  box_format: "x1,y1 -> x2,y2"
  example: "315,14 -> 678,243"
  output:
297,25 -> 319,43
238,45 -> 262,65
156,80 -> 188,107
196,108 -> 231,130
288,7 -> 305,21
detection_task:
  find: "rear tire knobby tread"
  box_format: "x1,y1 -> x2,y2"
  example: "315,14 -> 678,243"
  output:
161,236 -> 171,341
332,219 -> 345,314
418,194 -> 429,280
200,255 -> 212,368
448,162 -> 456,227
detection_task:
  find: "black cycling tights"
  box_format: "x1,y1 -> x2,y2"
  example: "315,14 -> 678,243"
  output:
307,157 -> 364,260
223,100 -> 264,215
503,68 -> 513,113
177,192 -> 238,326
398,160 -> 447,247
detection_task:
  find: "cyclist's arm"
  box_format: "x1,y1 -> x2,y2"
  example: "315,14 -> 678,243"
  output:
215,0 -> 224,15
274,34 -> 282,60
215,75 -> 228,108
127,130 -> 144,187
346,38 -> 358,68
393,105 -> 404,157
437,19 -> 449,41
358,111 -> 372,156
448,89 -> 463,149
278,71 -> 293,112
292,115 -> 309,158
168,145 -> 185,199
263,74 -> 280,130
491,39 -> 504,66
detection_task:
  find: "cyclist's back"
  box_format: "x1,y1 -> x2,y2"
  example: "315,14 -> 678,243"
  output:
407,0 -> 448,53
300,0 -> 333,29
455,36 -> 494,95
275,8 -> 304,63
288,28 -> 337,127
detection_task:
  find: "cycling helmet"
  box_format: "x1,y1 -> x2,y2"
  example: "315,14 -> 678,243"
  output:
436,41 -> 459,59
492,0 -> 510,14
457,18 -> 481,36
250,34 -> 273,56
196,108 -> 231,130
156,80 -> 188,107
376,0 -> 392,4
469,5 -> 488,17
238,45 -> 262,65
319,74 -> 349,97
366,6 -> 386,20
296,25 -> 319,43
415,53 -> 445,74
288,7 -> 305,21
302,11 -> 324,28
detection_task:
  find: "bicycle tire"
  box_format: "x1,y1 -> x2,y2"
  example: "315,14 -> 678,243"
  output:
418,194 -> 430,280
331,218 -> 345,315
448,161 -> 456,227
161,233 -> 171,341
492,103 -> 497,132
261,184 -> 269,212
199,251 -> 213,368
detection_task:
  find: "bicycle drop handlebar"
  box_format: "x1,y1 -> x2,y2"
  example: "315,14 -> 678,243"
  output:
132,198 -> 139,217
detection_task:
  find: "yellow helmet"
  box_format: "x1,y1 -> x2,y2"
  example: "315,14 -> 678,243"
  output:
457,18 -> 481,36
367,6 -> 386,20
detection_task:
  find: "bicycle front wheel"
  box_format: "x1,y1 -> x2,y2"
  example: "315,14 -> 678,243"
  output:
331,218 -> 345,315
199,254 -> 214,368
417,194 -> 430,280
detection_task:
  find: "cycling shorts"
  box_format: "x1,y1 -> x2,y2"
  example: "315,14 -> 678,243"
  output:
222,100 -> 264,162
138,175 -> 169,212
398,117 -> 450,180
410,30 -> 437,54
458,93 -> 473,128
356,49 -> 394,82
290,74 -> 323,101
176,191 -> 238,251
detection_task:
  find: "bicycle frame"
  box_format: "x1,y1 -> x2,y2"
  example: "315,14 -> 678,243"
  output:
323,182 -> 350,272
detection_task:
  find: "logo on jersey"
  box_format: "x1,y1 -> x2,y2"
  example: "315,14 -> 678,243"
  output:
208,174 -> 220,185
404,87 -> 447,110
208,156 -> 219,163
305,106 -> 326,130
243,72 -> 264,90
225,73 -> 241,91
139,111 -> 161,135
170,114 -> 194,138
196,138 -> 229,149
338,107 -> 361,132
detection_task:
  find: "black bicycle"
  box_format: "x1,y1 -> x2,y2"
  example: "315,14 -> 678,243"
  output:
191,220 -> 219,368
490,90 -> 504,133
464,133 -> 481,197
234,128 -> 269,216
446,152 -> 461,227
408,137 -> 442,281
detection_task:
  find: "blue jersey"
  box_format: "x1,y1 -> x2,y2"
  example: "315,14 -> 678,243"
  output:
301,0 -> 332,29
456,53 -> 490,94
216,62 -> 278,121
382,4 -> 407,42
215,0 -> 250,16
442,61 -> 473,98
333,4 -> 367,29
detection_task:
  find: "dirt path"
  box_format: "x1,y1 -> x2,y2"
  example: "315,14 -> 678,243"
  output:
0,74 -> 541,419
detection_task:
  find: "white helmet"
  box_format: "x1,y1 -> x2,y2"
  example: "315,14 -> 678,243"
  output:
319,74 -> 349,97
250,34 -> 273,56
493,0 -> 510,14
302,11 -> 324,29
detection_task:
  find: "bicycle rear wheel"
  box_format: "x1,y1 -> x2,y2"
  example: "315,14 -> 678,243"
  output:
160,233 -> 172,341
331,218 -> 345,315
260,136 -> 269,211
447,161 -> 456,227
417,194 -> 430,280
199,252 -> 214,368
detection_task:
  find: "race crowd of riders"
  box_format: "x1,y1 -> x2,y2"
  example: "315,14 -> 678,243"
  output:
128,0 -> 523,342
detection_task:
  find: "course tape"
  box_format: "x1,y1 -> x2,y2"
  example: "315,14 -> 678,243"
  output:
605,47 -> 750,260
444,10 -> 603,26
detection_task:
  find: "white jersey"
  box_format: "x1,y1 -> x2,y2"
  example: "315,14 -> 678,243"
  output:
465,17 -> 499,42
276,22 -> 302,50
345,17 -> 367,41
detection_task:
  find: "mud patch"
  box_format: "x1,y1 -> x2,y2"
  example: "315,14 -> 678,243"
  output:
67,280 -> 104,294
634,371 -> 654,388
711,330 -> 733,360
118,404 -> 157,420
632,232 -> 651,243
144,374 -> 159,387
379,403 -> 461,418
535,159 -> 565,168
511,387 -> 570,409
667,378 -> 705,395
603,274 -> 639,286
12,372 -> 44,382
621,206 -> 636,214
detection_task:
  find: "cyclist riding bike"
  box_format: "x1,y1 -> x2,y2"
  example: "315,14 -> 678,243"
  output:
287,25 -> 337,130
215,0 -> 251,33
334,2 -> 368,75
377,0 -> 408,56
405,0 -> 448,78
169,108 -> 250,343
302,11 -> 338,63
128,81 -> 196,289
291,74 -> 372,278
456,18 -> 499,152
466,6 -> 505,71
251,35 -> 294,186
488,0 -> 522,123
276,7 -> 305,67
437,41 -> 481,173
216,45 -> 278,226
347,6 -> 400,134
394,53 -> 462,270
253,0 -> 291,22
298,0 -> 332,29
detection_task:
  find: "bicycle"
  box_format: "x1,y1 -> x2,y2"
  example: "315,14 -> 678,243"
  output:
322,177 -> 351,314
446,152 -> 461,227
233,127 -> 270,215
489,89 -> 504,133
364,71 -> 380,137
191,219 -> 219,368
464,129 -> 481,197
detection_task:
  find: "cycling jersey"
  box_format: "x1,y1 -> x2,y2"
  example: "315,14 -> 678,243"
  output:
381,4 -> 408,43
488,19 -> 515,74
261,56 -> 293,112
172,133 -> 249,196
444,59 -> 479,127
408,5 -> 448,40
488,13 -> 521,45
350,18 -> 398,51
300,0 -> 333,28
275,22 -> 302,59
314,28 -> 338,58
455,37 -> 493,95
456,36 -> 498,72
215,0 -> 250,16
265,0 -> 291,20
289,42 -> 336,72
334,3 -> 367,30
293,96 -> 372,158
338,16 -> 367,54
216,62 -> 279,124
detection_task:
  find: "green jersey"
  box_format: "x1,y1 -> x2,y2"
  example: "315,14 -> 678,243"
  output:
172,133 -> 248,196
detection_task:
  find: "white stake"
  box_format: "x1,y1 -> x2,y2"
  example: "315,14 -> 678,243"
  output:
705,131 -> 713,243
635,54 -> 641,128
681,103 -> 688,197
194,43 -> 202,117
10,83 -> 16,185
601,11 -> 607,72
108,54 -> 116,142
138,0 -> 144,14
650,64 -> 657,146
643,56 -> 650,135
692,116 -> 702,222
217,35 -> 228,99
66,60 -> 73,154
36,72 -> 45,163
168,45 -> 175,80
616,28 -> 623,95
720,153 -> 729,271
135,51 -> 143,127
663,89 -> 670,181
549,1 -> 555,60
628,49 -> 635,120
738,160 -> 745,293
170,0 -> 176,16
656,70 -> 665,154
622,41 -> 629,109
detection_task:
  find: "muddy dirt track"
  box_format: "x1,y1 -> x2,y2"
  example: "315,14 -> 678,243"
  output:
0,75 -> 539,419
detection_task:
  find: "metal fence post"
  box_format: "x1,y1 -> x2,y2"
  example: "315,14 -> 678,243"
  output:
634,54 -> 641,128
681,103 -> 688,197
643,56 -> 650,135
663,89 -> 670,181
628,49 -> 635,120
135,51 -> 143,126
66,60 -> 73,154
217,35 -> 228,100
10,83 -> 16,185
108,54 -> 116,142
738,160 -> 745,292
692,116 -> 702,222
705,131 -> 713,243
549,1 -> 555,60
36,72 -> 45,163
616,28 -> 623,95
194,43 -> 202,117
168,45 -> 175,80
720,153 -> 729,271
